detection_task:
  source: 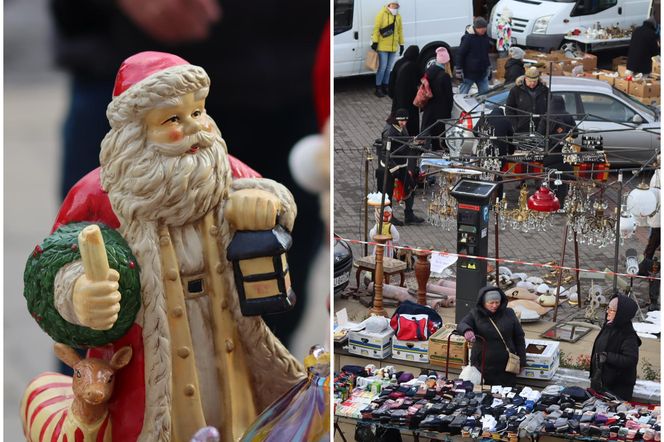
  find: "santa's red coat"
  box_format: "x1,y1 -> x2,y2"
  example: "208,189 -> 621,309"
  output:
51,157 -> 260,441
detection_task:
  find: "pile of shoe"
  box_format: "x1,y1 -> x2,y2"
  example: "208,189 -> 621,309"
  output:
350,370 -> 661,439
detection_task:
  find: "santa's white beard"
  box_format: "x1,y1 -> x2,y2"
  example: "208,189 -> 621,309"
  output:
105,129 -> 229,227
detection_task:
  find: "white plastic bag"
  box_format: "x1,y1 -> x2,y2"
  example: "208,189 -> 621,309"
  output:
458,345 -> 481,386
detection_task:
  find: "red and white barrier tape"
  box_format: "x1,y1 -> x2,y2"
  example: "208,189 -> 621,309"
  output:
337,236 -> 661,282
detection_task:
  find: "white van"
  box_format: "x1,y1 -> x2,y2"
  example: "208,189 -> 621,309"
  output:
488,0 -> 652,51
334,0 -> 474,77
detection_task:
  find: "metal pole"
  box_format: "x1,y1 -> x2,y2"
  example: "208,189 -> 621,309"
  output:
495,198 -> 500,284
574,231 -> 582,309
364,149 -> 370,256
553,223 -> 569,322
613,171 -> 623,293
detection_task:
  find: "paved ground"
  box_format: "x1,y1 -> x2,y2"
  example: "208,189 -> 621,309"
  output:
332,70 -> 658,371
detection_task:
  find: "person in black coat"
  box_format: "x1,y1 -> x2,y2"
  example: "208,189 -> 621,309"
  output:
375,109 -> 424,225
537,95 -> 578,205
505,67 -> 549,134
457,286 -> 527,387
457,17 -> 491,94
504,47 -> 525,84
627,17 -> 660,74
590,295 -> 641,401
421,47 -> 453,151
389,45 -> 421,136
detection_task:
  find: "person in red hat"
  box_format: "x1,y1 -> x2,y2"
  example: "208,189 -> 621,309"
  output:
22,51 -> 304,442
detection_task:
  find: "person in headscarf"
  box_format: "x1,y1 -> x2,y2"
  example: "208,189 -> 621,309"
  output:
504,47 -> 525,84
388,45 -> 421,136
590,295 -> 641,401
457,286 -> 526,387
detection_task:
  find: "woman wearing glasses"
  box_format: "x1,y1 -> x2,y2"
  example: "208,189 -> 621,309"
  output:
589,295 -> 641,400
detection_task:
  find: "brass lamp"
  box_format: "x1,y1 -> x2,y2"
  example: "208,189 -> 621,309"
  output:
227,225 -> 295,316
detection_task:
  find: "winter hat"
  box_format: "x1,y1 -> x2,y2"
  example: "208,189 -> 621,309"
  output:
436,47 -> 450,64
474,17 -> 488,29
509,47 -> 525,60
395,108 -> 409,121
484,290 -> 502,303
525,66 -> 540,79
107,51 -> 209,128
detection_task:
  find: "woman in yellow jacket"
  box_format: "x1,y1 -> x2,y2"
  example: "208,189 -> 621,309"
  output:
371,2 -> 404,97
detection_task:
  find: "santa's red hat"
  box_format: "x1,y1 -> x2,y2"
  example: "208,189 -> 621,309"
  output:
106,51 -> 210,128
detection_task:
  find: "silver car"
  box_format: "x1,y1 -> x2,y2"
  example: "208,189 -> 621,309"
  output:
446,76 -> 660,165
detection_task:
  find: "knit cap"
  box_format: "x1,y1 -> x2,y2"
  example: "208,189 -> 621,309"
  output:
436,47 -> 450,64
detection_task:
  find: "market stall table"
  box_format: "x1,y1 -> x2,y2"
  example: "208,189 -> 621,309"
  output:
564,34 -> 632,52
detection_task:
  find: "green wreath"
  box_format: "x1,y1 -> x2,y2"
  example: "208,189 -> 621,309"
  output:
24,222 -> 141,348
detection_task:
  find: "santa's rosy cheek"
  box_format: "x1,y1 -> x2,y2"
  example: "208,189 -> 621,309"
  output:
170,129 -> 184,142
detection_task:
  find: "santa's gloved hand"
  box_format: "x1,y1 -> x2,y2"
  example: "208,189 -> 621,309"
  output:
399,45 -> 404,56
371,42 -> 378,51
464,330 -> 476,342
226,188 -> 281,231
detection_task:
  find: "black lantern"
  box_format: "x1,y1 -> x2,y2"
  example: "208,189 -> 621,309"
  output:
227,225 -> 296,316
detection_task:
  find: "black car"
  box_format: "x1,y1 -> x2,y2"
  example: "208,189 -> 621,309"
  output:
334,236 -> 353,294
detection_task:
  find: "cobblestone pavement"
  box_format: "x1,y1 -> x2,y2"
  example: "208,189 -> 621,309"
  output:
333,75 -> 655,304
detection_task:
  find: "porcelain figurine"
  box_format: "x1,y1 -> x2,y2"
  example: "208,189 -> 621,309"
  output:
22,51 -> 305,442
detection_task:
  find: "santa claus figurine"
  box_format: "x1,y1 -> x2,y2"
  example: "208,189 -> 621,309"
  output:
22,51 -> 304,442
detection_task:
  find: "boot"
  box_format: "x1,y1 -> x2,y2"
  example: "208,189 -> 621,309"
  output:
390,216 -> 404,226
405,213 -> 425,225
375,86 -> 385,98
381,84 -> 389,95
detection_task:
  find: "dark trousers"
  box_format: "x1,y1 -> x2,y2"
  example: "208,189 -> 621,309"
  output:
375,168 -> 414,215
645,227 -> 661,260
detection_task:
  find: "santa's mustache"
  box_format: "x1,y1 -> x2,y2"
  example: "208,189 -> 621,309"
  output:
148,129 -> 217,157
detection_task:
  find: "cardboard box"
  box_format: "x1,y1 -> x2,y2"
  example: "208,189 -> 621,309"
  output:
519,355 -> 560,380
613,55 -> 629,71
429,325 -> 468,368
637,96 -> 661,106
547,50 -> 566,62
392,336 -> 430,363
617,64 -> 629,77
653,56 -> 661,75
348,328 -> 394,359
629,80 -> 650,98
614,78 -> 630,94
598,70 -> 617,85
522,338 -> 560,369
649,80 -> 660,97
581,53 -> 598,72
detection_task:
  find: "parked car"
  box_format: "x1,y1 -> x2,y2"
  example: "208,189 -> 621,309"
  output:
446,76 -> 660,165
334,236 -> 353,294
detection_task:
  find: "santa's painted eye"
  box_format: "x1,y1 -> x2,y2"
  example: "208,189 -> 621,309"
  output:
192,110 -> 202,118
107,375 -> 114,383
162,116 -> 180,125
76,370 -> 81,378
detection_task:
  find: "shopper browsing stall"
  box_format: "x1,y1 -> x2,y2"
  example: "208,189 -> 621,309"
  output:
457,17 -> 492,95
627,17 -> 660,75
505,67 -> 549,134
420,47 -> 454,151
376,109 -> 425,225
388,45 -> 421,136
457,287 -> 526,387
371,2 -> 404,97
590,295 -> 641,401
504,47 -> 525,84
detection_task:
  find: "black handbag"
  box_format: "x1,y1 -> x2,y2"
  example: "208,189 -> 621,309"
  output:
379,14 -> 395,38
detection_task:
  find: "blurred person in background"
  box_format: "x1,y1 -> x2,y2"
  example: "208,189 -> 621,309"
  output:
505,66 -> 549,134
388,45 -> 420,136
371,1 -> 404,98
457,17 -> 491,95
495,7 -> 512,57
504,46 -> 525,84
627,16 -> 659,75
50,0 -> 328,348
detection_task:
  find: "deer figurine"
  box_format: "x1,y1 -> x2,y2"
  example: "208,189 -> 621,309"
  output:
20,343 -> 132,442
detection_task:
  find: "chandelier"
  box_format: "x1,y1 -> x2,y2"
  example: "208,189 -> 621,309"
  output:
427,174 -> 457,231
495,184 -> 554,233
565,185 -> 616,248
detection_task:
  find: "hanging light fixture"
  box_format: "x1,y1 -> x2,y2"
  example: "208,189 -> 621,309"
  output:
528,183 -> 560,212
619,206 -> 637,240
626,182 -> 659,218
